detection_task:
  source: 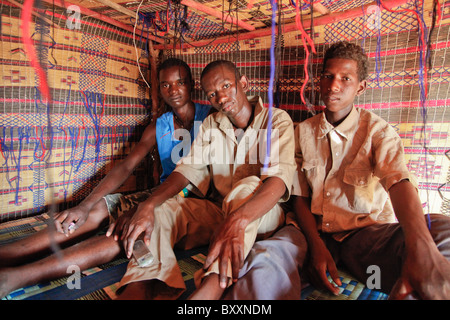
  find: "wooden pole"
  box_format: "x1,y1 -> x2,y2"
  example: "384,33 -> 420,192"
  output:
7,0 -> 60,28
154,0 -> 409,49
181,0 -> 255,31
312,3 -> 329,15
92,0 -> 136,19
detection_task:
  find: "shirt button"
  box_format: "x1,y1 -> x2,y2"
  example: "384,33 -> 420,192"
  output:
326,191 -> 331,197
325,223 -> 330,228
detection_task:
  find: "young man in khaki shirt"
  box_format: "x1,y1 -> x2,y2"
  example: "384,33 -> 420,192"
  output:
293,41 -> 450,299
108,60 -> 296,299
225,42 -> 450,300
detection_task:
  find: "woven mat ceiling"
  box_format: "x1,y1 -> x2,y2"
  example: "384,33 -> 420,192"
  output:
31,0 -> 403,47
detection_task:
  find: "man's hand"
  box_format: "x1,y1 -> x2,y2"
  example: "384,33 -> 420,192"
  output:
54,205 -> 90,236
292,195 -> 341,295
389,241 -> 450,299
203,212 -> 247,289
306,239 -> 341,295
106,203 -> 155,259
389,181 -> 450,299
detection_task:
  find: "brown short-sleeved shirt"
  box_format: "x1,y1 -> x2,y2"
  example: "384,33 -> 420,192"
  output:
292,106 -> 413,240
175,96 -> 296,203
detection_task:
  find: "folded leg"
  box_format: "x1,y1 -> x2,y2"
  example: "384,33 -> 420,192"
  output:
223,225 -> 307,300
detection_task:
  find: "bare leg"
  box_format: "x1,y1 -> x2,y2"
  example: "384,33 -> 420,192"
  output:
0,200 -> 110,267
188,274 -> 225,300
0,234 -> 122,299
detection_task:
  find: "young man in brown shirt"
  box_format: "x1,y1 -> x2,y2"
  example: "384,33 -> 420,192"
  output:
226,42 -> 450,300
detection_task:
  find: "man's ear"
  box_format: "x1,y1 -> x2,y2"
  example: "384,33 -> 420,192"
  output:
239,75 -> 249,92
356,79 -> 367,96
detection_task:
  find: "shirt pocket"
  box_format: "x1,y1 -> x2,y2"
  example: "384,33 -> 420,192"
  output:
301,159 -> 321,188
343,168 -> 374,213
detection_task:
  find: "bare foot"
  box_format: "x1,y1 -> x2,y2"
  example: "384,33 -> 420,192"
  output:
0,268 -> 22,299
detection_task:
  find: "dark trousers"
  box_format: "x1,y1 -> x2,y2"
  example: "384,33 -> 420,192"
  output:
324,214 -> 450,293
226,214 -> 450,299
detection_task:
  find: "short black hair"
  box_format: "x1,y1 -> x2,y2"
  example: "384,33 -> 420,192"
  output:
200,60 -> 241,82
323,41 -> 369,81
157,58 -> 193,83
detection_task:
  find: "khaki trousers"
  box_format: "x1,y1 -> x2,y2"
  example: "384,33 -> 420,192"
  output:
118,176 -> 285,299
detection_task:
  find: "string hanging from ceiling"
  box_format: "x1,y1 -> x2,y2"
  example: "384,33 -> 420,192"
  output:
20,0 -> 62,255
264,0 -> 277,173
294,0 -> 316,114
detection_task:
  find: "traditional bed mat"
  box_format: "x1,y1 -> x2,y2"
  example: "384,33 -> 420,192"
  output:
1,214 -> 388,300
300,270 -> 388,300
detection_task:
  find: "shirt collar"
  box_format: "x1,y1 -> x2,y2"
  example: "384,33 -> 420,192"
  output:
318,105 -> 358,140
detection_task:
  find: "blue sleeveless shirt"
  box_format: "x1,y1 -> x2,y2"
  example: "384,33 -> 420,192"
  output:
156,103 -> 211,183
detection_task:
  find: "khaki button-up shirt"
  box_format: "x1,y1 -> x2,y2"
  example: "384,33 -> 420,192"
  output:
292,106 -> 413,240
175,96 -> 296,204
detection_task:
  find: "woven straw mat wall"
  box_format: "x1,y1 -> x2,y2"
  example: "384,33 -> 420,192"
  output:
1,1 -> 449,221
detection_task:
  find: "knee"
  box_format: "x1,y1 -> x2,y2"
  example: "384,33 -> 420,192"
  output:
152,197 -> 184,230
429,213 -> 450,223
231,176 -> 262,195
88,200 -> 111,227
428,214 -> 450,233
222,176 -> 262,212
257,225 -> 308,263
428,214 -> 450,255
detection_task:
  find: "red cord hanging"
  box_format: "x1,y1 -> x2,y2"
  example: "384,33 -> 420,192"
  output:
21,0 -> 52,102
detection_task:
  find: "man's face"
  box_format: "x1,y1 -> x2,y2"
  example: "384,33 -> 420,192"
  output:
201,65 -> 249,122
159,65 -> 192,109
320,58 -> 366,121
